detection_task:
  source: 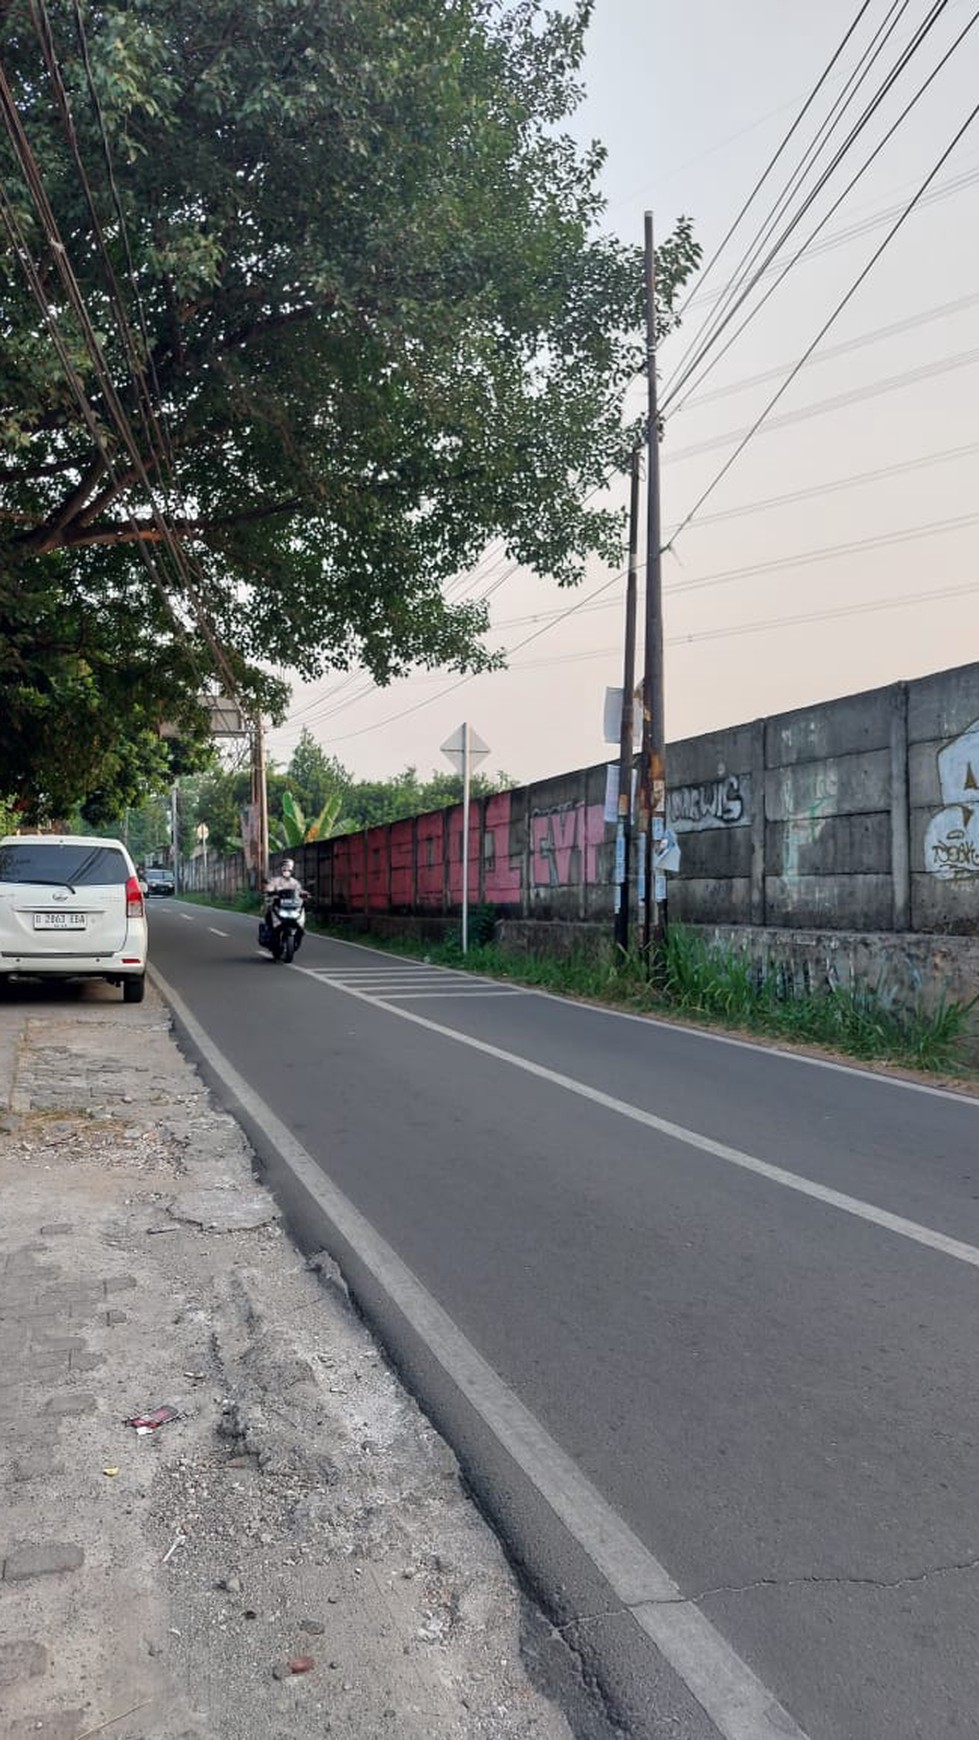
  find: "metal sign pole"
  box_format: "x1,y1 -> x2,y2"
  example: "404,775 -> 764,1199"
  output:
441,723 -> 490,955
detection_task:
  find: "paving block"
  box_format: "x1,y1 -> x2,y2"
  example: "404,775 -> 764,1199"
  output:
0,1639 -> 48,1690
31,1335 -> 86,1355
8,1451 -> 61,1483
2,1712 -> 85,1740
0,1308 -> 61,1325
104,1309 -> 127,1326
41,1392 -> 96,1418
67,1350 -> 103,1375
39,1225 -> 73,1237
102,1275 -> 137,1296
3,1542 -> 84,1581
34,1286 -> 102,1310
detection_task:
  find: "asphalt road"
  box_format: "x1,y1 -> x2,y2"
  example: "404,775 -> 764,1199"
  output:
147,900 -> 979,1740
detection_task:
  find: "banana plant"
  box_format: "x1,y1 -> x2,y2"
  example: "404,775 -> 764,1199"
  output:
270,789 -> 342,850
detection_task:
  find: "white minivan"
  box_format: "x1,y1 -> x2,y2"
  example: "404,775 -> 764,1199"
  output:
0,835 -> 148,1002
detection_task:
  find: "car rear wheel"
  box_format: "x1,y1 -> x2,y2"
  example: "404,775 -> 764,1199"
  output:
123,975 -> 146,1004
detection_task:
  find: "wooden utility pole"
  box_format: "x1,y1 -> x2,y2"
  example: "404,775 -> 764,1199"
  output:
640,211 -> 667,953
613,444 -> 641,954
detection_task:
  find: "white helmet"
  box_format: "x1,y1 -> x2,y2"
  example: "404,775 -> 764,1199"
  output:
281,858 -> 294,874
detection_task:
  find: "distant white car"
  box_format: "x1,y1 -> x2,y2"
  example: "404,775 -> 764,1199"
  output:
0,834 -> 148,1002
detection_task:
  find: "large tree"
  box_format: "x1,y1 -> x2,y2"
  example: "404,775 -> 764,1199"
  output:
0,0 -> 699,818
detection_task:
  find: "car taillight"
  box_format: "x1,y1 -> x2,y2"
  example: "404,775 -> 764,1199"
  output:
126,875 -> 144,918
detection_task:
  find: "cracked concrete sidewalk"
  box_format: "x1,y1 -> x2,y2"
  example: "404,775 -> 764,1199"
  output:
0,981 -> 576,1740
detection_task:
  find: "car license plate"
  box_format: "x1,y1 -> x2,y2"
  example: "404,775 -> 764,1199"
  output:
33,912 -> 86,930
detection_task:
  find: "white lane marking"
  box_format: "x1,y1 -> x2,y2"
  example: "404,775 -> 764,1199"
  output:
373,990 -> 526,1000
150,962 -> 809,1740
323,968 -> 467,978
180,913 -> 195,921
295,964 -> 979,1273
318,974 -> 480,984
208,927 -> 229,938
316,982 -> 520,997
317,932 -> 979,1107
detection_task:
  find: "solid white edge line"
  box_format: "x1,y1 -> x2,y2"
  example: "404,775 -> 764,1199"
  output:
296,965 -> 979,1274
149,961 -> 809,1740
319,931 -> 979,1108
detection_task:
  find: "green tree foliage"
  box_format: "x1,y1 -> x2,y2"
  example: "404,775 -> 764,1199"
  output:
285,729 -> 349,818
337,764 -> 512,830
0,0 -> 699,821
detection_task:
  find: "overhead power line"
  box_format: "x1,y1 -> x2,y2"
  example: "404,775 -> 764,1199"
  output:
663,0 -> 978,415
664,90 -> 979,548
678,156 -> 979,318
490,503 -> 979,630
665,437 -> 979,531
666,0 -> 921,400
664,342 -> 979,465
503,579 -> 979,670
667,0 -> 877,333
678,287 -> 979,413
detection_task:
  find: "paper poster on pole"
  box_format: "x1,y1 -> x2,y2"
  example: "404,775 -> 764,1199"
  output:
603,687 -> 643,746
653,827 -> 681,874
604,764 -> 638,824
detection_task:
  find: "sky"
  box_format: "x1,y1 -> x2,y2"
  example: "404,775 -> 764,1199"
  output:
269,0 -> 979,787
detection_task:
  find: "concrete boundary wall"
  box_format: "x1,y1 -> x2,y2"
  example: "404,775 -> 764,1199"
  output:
183,660 -> 979,940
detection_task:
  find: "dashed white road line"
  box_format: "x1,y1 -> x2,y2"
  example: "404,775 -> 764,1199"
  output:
208,927 -> 229,937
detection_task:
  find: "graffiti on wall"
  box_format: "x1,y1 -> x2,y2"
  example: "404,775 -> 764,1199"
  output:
782,768 -> 838,883
925,719 -> 979,879
667,774 -> 750,833
530,801 -> 606,887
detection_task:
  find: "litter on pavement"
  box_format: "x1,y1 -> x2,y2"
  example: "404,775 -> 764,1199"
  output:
124,1405 -> 179,1435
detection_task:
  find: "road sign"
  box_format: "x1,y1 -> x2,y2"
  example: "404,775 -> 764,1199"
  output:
441,725 -> 490,773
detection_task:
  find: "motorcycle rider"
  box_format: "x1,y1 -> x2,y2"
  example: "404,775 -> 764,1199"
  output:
261,857 -> 310,941
264,856 -> 304,899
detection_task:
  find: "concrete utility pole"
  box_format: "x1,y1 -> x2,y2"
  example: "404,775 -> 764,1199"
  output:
640,211 -> 667,953
253,715 -> 269,885
614,444 -> 642,954
170,782 -> 180,895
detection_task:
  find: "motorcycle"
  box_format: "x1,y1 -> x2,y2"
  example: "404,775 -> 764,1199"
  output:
258,885 -> 307,963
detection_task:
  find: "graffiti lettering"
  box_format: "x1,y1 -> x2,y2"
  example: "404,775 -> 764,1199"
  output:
531,802 -> 606,887
668,775 -> 749,833
931,832 -> 979,875
926,721 -> 979,880
925,804 -> 979,881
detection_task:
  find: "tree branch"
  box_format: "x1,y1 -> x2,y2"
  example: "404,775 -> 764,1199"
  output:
22,495 -> 303,553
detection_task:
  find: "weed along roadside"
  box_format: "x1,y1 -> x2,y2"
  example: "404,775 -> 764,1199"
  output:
180,892 -> 978,1080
